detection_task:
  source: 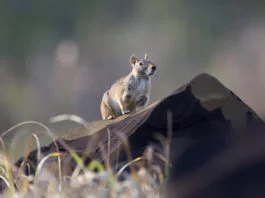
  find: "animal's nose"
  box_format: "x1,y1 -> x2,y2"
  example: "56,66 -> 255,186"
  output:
151,66 -> 156,71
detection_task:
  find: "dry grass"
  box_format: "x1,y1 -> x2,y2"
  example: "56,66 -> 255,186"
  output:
0,114 -> 170,198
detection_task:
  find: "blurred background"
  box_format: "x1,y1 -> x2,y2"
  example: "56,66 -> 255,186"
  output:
1,0 -> 265,159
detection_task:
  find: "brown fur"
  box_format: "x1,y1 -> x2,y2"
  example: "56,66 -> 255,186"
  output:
100,54 -> 157,120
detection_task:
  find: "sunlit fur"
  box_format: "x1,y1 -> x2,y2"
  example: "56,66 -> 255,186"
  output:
100,54 -> 157,120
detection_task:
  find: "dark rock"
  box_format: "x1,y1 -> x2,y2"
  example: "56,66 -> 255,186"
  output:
11,73 -> 265,197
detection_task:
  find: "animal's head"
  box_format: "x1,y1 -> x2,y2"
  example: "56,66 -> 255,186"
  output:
130,54 -> 157,77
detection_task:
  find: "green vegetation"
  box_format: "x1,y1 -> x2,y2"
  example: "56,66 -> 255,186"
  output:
0,118 -> 168,197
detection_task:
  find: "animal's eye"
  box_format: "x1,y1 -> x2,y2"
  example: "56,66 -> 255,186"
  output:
139,62 -> 143,66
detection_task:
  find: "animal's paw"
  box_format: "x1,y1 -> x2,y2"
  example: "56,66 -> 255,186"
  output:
106,115 -> 115,120
122,110 -> 130,115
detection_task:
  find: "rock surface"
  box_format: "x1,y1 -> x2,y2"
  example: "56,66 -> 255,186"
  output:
14,73 -> 265,197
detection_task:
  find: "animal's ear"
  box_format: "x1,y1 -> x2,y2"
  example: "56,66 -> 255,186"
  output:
130,55 -> 137,66
144,53 -> 148,60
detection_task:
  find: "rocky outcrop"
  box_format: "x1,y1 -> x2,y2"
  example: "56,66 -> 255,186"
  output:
14,73 -> 265,197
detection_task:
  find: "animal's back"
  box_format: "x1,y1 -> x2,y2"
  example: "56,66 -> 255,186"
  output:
100,76 -> 127,119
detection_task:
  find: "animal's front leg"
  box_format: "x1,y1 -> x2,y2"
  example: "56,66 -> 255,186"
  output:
119,94 -> 132,115
136,96 -> 148,111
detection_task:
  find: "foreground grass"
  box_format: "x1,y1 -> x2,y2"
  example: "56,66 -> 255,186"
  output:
0,116 -> 170,198
0,162 -> 163,197
0,150 -> 165,198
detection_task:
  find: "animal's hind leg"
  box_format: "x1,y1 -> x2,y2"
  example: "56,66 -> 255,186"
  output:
100,101 -> 115,120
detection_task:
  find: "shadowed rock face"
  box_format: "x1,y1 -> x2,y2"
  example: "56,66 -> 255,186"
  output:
13,73 -> 265,197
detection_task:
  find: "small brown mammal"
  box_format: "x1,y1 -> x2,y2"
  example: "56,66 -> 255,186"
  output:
100,54 -> 157,120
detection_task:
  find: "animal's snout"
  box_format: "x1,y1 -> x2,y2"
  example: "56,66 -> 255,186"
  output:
151,65 -> 156,71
